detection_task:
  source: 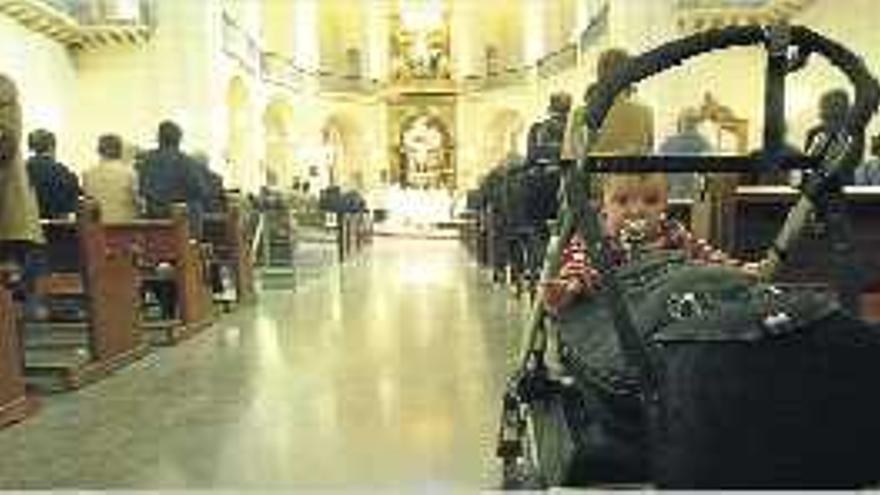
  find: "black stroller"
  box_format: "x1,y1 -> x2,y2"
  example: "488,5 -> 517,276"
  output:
497,24 -> 880,489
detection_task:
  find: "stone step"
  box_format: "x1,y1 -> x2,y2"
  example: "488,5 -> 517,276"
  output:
24,331 -> 90,350
24,321 -> 90,335
24,347 -> 92,371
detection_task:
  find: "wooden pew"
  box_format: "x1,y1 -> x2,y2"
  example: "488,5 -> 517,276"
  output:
201,195 -> 255,307
104,204 -> 214,344
731,185 -> 880,321
26,199 -> 149,391
0,283 -> 36,426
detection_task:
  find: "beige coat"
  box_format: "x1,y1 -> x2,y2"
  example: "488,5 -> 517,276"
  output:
0,75 -> 42,244
562,94 -> 655,159
83,158 -> 138,223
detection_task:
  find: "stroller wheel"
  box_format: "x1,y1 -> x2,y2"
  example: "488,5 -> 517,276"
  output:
502,457 -> 542,489
500,407 -> 546,490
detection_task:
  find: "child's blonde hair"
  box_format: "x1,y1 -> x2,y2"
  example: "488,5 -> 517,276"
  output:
589,172 -> 668,202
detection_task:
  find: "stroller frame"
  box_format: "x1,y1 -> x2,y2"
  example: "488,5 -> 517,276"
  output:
498,23 -> 880,489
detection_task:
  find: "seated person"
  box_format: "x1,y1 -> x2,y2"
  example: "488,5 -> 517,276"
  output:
854,134 -> 880,186
25,129 -> 81,219
191,151 -> 225,213
543,172 -> 762,314
138,120 -> 207,236
82,134 -> 138,223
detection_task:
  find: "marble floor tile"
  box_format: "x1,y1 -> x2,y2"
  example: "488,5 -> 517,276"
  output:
0,238 -> 526,490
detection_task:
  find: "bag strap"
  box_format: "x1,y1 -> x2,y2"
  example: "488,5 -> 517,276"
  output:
562,158 -> 661,404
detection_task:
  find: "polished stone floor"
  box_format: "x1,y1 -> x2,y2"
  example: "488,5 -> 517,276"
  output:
0,238 -> 527,490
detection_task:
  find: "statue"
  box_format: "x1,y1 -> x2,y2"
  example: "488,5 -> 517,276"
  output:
402,115 -> 444,187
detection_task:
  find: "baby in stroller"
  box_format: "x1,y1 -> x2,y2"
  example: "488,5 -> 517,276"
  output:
544,172 -> 764,313
541,171 -> 765,375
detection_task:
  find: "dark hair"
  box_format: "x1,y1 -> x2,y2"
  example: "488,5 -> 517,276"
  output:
97,134 -> 123,159
549,92 -> 572,115
597,48 -> 631,83
158,120 -> 182,148
819,89 -> 850,125
28,128 -> 55,155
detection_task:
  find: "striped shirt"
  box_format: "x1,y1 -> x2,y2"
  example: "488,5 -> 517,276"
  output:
546,220 -> 745,312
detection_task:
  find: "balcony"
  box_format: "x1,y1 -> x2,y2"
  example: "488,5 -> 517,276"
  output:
319,72 -> 382,96
460,66 -> 533,93
536,43 -> 578,80
222,11 -> 260,76
0,0 -> 154,49
676,0 -> 816,32
262,52 -> 309,90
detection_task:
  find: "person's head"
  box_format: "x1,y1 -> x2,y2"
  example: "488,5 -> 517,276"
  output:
27,129 -> 55,157
599,173 -> 668,240
819,89 -> 850,127
157,120 -> 182,149
97,134 -> 123,160
548,91 -> 572,117
597,48 -> 631,83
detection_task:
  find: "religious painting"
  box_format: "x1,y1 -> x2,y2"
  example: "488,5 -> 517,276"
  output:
399,113 -> 452,188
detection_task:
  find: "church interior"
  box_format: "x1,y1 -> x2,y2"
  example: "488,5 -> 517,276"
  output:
2,0 -> 880,490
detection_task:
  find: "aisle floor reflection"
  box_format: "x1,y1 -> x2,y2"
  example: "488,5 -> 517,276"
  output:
0,238 -> 525,489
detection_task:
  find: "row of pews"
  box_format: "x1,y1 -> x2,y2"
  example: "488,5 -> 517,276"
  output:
336,212 -> 372,262
0,193 -> 256,427
464,182 -> 880,322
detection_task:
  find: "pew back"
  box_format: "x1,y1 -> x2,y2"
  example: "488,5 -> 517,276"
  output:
37,200 -> 141,361
201,197 -> 255,303
0,284 -> 27,425
732,186 -> 880,319
103,205 -> 212,326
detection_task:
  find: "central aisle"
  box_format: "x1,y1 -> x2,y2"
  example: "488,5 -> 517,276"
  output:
0,238 -> 527,489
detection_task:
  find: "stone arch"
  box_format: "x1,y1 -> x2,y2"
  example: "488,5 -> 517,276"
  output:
321,113 -> 364,190
262,97 -> 294,188
226,76 -> 253,190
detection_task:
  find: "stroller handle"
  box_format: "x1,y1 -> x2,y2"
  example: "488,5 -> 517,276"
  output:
584,25 -> 880,148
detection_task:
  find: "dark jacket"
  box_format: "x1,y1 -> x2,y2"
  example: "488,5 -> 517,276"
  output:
526,115 -> 567,167
25,154 -> 81,218
804,124 -> 864,185
138,148 -> 208,218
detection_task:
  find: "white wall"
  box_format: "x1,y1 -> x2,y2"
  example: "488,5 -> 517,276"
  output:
72,0 -> 219,173
0,16 -> 77,168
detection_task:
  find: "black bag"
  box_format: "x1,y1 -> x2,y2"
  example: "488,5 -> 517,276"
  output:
552,250 -> 880,488
548,251 -> 688,485
648,263 -> 880,488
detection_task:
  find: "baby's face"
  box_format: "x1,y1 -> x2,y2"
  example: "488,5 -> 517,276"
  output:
602,178 -> 668,241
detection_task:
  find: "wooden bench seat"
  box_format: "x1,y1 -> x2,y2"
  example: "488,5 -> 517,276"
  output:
104,205 -> 214,345
25,199 -> 150,392
732,185 -> 880,321
201,195 -> 255,307
0,284 -> 36,426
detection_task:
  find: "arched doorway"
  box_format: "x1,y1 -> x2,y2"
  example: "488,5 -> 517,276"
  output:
321,114 -> 365,191
263,98 -> 294,188
226,76 -> 253,190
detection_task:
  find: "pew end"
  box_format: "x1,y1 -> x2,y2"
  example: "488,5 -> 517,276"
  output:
104,203 -> 216,345
0,279 -> 38,427
202,193 -> 256,307
23,198 -> 150,392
